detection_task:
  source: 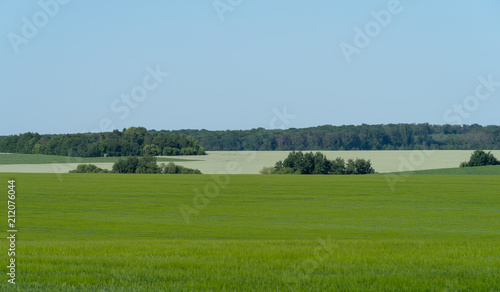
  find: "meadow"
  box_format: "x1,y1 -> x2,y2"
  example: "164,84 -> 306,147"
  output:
385,165 -> 500,175
1,173 -> 499,291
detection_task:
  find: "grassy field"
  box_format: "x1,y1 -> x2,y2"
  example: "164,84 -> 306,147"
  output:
386,165 -> 500,175
0,153 -> 196,165
1,173 -> 499,290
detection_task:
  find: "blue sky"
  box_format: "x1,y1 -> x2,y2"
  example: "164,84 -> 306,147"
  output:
1,1 -> 500,135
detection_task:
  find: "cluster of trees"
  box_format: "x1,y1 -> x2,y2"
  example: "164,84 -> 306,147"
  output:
69,164 -> 110,173
261,151 -> 375,175
0,127 -> 205,157
162,162 -> 202,174
166,124 -> 500,151
460,150 -> 500,167
112,156 -> 201,174
70,156 -> 201,174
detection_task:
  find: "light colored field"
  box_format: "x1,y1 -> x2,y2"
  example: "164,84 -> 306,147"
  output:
0,163 -> 115,173
1,150 -> 500,174
168,150 -> 500,174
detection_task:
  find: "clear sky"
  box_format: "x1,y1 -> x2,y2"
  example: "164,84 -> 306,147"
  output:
1,1 -> 500,135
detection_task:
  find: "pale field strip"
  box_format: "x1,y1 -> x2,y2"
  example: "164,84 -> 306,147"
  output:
1,150 -> 500,174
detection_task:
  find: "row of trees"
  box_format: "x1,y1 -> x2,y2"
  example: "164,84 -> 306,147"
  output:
5,124 -> 500,156
0,127 -> 205,157
165,124 -> 500,151
70,157 -> 201,174
261,151 -> 375,175
460,150 -> 500,167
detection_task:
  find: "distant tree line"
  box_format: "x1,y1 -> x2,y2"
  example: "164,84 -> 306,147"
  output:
460,150 -> 500,167
0,127 -> 205,157
261,151 -> 375,175
4,124 -> 500,156
70,156 -> 201,174
163,124 -> 500,151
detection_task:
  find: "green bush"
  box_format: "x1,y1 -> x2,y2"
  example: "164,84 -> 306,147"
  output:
460,150 -> 500,167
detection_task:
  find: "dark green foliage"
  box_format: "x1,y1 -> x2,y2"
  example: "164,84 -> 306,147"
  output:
330,157 -> 346,175
460,150 -> 500,167
272,151 -> 374,175
69,164 -> 109,173
167,124 -> 500,151
136,156 -> 162,174
312,152 -> 331,174
162,162 -> 202,174
7,124 -> 500,156
0,154 -> 195,165
112,157 -> 140,173
346,158 -> 375,175
112,156 -> 162,174
0,127 -> 206,157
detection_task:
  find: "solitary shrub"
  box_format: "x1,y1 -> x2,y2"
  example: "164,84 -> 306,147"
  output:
460,150 -> 500,167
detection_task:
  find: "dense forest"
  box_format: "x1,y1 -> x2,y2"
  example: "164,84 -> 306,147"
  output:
0,127 -> 205,157
160,124 -> 500,151
2,124 -> 500,156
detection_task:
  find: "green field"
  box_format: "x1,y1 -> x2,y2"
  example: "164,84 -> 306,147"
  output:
385,165 -> 500,175
0,153 -> 196,165
1,173 -> 499,291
